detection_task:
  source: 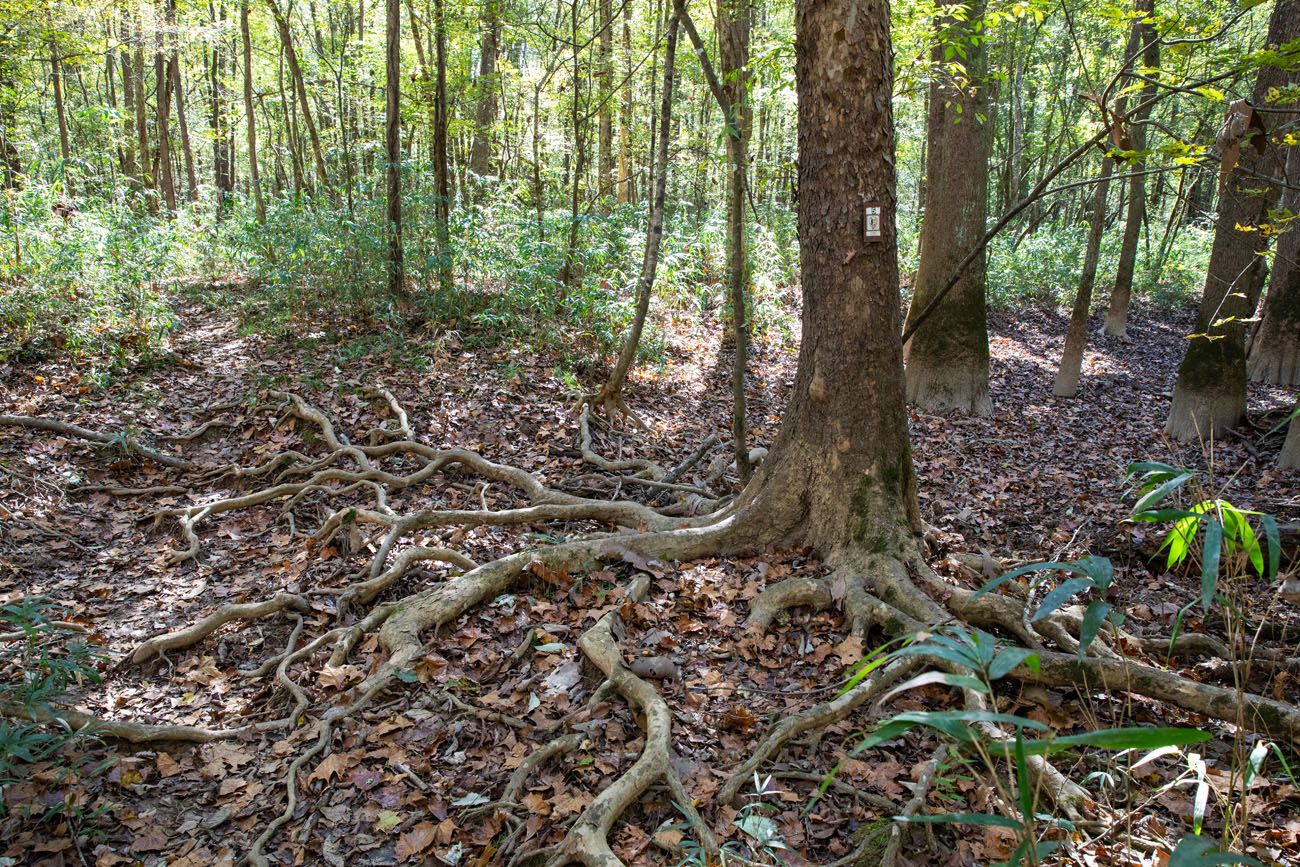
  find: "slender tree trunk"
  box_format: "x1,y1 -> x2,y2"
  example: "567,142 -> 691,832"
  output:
268,0 -> 330,192
385,0 -> 404,297
0,64 -> 21,189
1247,144 -> 1300,387
1054,156 -> 1114,397
597,0 -> 614,205
132,12 -> 156,211
1103,0 -> 1158,338
902,0 -> 994,415
278,45 -> 305,197
468,0 -> 501,181
212,0 -> 234,211
155,13 -> 177,212
50,33 -> 73,192
171,55 -> 198,202
592,13 -> 679,415
242,1 -> 266,221
718,0 -> 753,481
434,0 -> 452,288
117,21 -> 139,188
559,0 -> 586,291
617,0 -> 633,203
1166,0 -> 1299,441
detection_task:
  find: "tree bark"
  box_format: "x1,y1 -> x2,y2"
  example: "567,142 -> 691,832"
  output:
1054,156 -> 1114,397
50,32 -> 72,192
1247,144 -> 1300,388
1103,0 -> 1158,338
902,0 -> 993,416
597,0 -> 614,205
1281,411 -> 1300,471
385,0 -> 404,298
1166,0 -> 1300,441
242,1 -> 267,221
268,0 -> 330,193
718,0 -> 753,482
406,0 -> 451,289
155,12 -> 177,212
591,12 -> 679,414
468,0 -> 501,181
725,0 -> 920,558
617,0 -> 633,203
171,53 -> 199,203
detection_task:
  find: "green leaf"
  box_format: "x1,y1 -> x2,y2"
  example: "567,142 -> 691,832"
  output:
989,647 -> 1037,681
1261,514 -> 1281,583
897,812 -> 1023,829
1078,600 -> 1112,657
1201,520 -> 1223,610
972,560 -> 1075,598
1166,834 -> 1263,866
1022,726 -> 1211,756
879,671 -> 989,703
1134,471 -> 1194,515
1032,578 -> 1094,622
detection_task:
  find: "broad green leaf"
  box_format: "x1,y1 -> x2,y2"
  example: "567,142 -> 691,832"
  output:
989,646 -> 1037,681
1032,577 -> 1094,622
1134,472 -> 1194,515
1078,600 -> 1112,657
1201,520 -> 1223,610
1166,834 -> 1263,866
1261,515 -> 1281,582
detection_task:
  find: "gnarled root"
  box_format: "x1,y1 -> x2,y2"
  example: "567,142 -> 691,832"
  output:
128,593 -> 310,664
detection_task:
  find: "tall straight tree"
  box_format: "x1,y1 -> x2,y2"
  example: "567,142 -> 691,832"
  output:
131,10 -> 155,209
268,0 -> 330,192
48,25 -> 72,192
1166,0 -> 1299,441
1103,0 -> 1158,338
241,0 -> 266,221
617,0 -> 633,203
385,0 -> 403,297
406,0 -> 451,290
170,45 -> 198,201
468,0 -> 501,181
1053,156 -> 1114,397
901,0 -> 994,415
212,0 -> 234,210
597,0 -> 614,202
154,3 -> 177,212
587,9 -> 679,418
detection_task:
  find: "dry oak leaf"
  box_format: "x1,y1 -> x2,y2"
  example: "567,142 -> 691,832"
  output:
395,821 -> 438,861
834,635 -> 864,668
308,750 -> 362,785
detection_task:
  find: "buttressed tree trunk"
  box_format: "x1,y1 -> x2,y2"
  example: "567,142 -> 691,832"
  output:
1054,156 -> 1114,397
902,0 -> 993,416
1103,0 -> 1158,338
1166,0 -> 1299,441
1247,144 -> 1300,388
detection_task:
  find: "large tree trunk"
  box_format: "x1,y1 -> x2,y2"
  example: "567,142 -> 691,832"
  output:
269,0 -> 330,193
1054,156 -> 1114,397
1166,0 -> 1299,441
726,0 -> 920,559
242,1 -> 267,221
385,0 -> 404,298
468,0 -> 500,180
1247,145 -> 1300,388
1103,0 -> 1158,339
902,0 -> 993,416
590,12 -> 679,416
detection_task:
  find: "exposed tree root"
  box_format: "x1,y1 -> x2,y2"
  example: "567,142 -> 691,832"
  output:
127,592 -> 310,664
1,414 -> 196,470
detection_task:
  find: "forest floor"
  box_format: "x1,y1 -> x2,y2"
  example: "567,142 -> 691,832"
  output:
1,295 -> 1298,867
